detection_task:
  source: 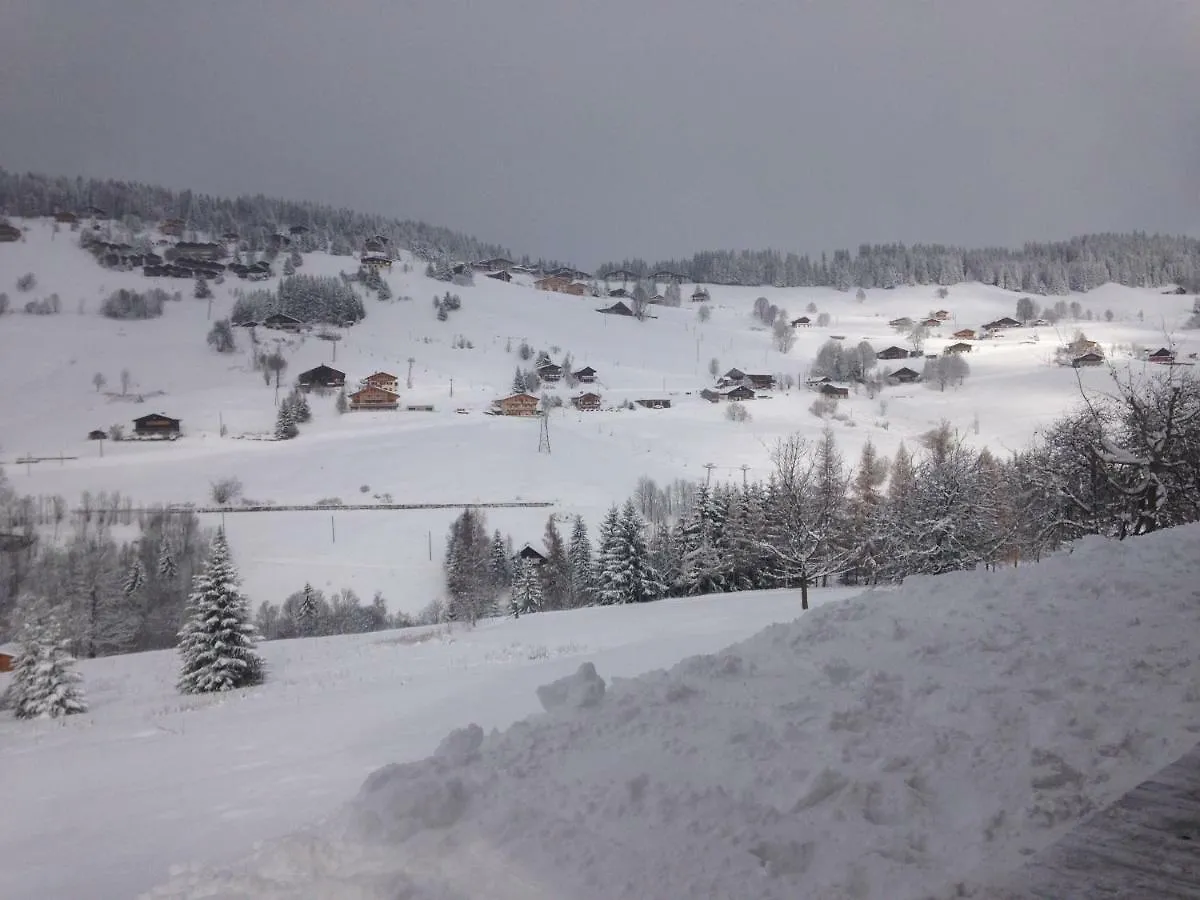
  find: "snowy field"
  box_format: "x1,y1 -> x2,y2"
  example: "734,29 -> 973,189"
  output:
0,218 -> 1195,613
0,587 -> 827,900
136,524 -> 1200,900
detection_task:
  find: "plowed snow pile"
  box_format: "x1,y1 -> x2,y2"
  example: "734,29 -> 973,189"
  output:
146,526 -> 1200,899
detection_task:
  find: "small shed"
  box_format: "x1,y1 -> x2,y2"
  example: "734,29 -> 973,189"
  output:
597,301 -> 634,316
133,414 -> 181,439
0,644 -> 16,673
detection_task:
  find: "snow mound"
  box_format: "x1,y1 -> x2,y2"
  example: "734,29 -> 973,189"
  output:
145,525 -> 1200,900
535,661 -> 606,713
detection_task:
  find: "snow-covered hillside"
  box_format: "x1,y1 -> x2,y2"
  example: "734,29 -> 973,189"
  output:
0,218 -> 1195,611
139,523 -> 1200,900
0,586 -> 828,900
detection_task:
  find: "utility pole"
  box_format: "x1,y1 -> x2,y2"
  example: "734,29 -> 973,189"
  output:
740,464 -> 750,488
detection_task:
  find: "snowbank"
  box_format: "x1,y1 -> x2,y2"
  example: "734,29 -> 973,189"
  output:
143,524 -> 1200,899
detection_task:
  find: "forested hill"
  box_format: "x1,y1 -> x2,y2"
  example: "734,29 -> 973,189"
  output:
599,234 -> 1200,295
0,169 -> 511,263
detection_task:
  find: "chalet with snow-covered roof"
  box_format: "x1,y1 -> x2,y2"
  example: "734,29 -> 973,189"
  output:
348,385 -> 400,410
361,254 -> 392,271
701,385 -> 756,403
921,317 -> 941,328
952,328 -> 976,340
1148,347 -> 1176,364
889,317 -> 913,329
1072,352 -> 1105,368
536,363 -> 563,382
54,211 -> 79,224
597,301 -> 634,316
652,271 -> 687,282
571,392 -> 602,411
945,342 -> 972,354
263,312 -> 303,331
691,287 -> 710,303
573,366 -> 598,383
600,269 -> 641,281
934,309 -> 951,320
486,270 -> 512,282
819,383 -> 850,399
887,367 -> 921,385
297,365 -> 346,390
877,346 -> 910,360
607,287 -> 631,298
743,374 -> 776,390
495,393 -> 541,416
791,316 -> 812,327
171,242 -> 223,261
363,372 -> 399,394
516,544 -> 545,564
133,413 -> 181,439
984,317 -> 1022,330
535,275 -> 573,293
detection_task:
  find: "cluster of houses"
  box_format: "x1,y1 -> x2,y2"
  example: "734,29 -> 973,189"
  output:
295,365 -> 435,412
87,414 -> 183,442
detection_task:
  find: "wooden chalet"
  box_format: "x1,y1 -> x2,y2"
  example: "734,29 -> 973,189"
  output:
1148,347 -> 1176,364
474,256 -> 513,272
536,363 -> 563,381
0,644 -> 15,673
0,222 -> 21,242
54,211 -> 79,224
364,237 -> 388,254
133,413 -> 181,439
597,301 -> 634,316
652,270 -> 687,282
952,328 -> 976,340
535,275 -> 573,293
486,270 -> 512,282
607,287 -> 631,298
349,385 -> 400,410
573,366 -> 598,383
1072,352 -> 1105,368
691,287 -> 710,303
819,383 -> 850,399
361,254 -> 392,270
984,316 -> 1022,330
718,368 -> 747,386
263,312 -> 303,331
495,393 -> 541,416
363,372 -> 400,394
702,385 -> 756,403
921,317 -> 941,328
877,346 -> 910,360
887,367 -> 921,384
889,317 -> 913,329
87,429 -> 107,440
744,374 -> 776,390
600,269 -> 641,281
516,544 -> 545,564
934,309 -> 951,320
563,282 -> 590,296
571,392 -> 602,411
297,365 -> 346,390
172,241 -> 223,261
636,398 -> 671,409
945,342 -> 973,354
791,316 -> 812,327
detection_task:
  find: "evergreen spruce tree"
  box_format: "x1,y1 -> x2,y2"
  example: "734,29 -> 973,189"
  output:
510,560 -> 542,617
539,516 -> 571,610
377,279 -> 392,301
194,276 -> 212,300
595,505 -> 625,605
620,500 -> 665,603
566,515 -> 594,607
5,618 -> 88,719
336,388 -> 349,414
511,367 -> 527,394
488,529 -> 513,589
274,402 -> 298,440
297,583 -> 319,636
177,530 -> 264,694
123,558 -> 144,596
157,536 -> 178,579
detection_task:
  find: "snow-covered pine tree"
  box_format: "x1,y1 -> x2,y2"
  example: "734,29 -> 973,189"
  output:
157,536 -> 178,579
539,516 -> 571,610
123,558 -> 144,596
511,367 -> 528,394
510,559 -> 542,618
619,500 -> 664,603
566,515 -> 594,607
595,505 -> 625,605
274,402 -> 298,440
297,582 -> 319,637
336,388 -> 349,414
488,529 -> 513,589
5,618 -> 88,719
177,529 -> 264,694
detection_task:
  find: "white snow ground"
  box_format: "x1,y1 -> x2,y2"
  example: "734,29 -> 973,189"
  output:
140,524 -> 1200,900
1,218 -> 1195,613
0,587 -> 829,900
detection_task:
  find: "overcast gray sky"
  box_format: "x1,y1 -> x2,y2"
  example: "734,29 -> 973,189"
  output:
1,0 -> 1197,265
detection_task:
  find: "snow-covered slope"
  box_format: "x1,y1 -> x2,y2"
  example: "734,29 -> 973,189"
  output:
0,217 -> 1196,613
144,524 -> 1200,900
0,586 -> 830,900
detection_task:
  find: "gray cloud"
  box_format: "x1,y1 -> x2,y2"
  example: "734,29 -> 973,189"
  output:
1,0 -> 1197,264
